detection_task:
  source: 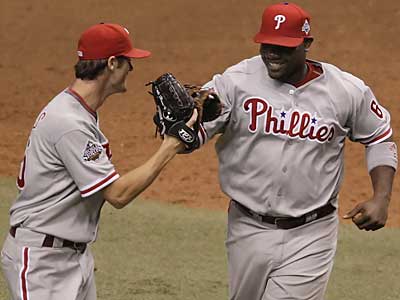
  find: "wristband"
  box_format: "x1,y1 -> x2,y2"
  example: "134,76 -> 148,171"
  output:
365,142 -> 398,173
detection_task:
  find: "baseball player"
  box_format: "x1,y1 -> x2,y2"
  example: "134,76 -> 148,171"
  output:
0,23 -> 197,300
197,2 -> 397,300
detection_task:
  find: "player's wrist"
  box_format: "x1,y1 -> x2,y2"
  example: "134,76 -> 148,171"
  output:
371,194 -> 391,205
161,135 -> 185,153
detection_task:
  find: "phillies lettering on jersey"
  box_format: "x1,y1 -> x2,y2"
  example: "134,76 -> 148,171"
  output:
102,143 -> 112,159
243,97 -> 335,143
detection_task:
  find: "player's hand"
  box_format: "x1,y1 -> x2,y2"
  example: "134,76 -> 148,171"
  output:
186,108 -> 199,128
343,197 -> 389,231
163,109 -> 199,152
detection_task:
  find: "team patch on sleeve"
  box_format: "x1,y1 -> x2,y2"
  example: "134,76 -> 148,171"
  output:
83,141 -> 103,162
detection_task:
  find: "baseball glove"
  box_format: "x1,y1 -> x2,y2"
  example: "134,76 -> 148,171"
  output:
184,84 -> 222,123
147,73 -> 222,153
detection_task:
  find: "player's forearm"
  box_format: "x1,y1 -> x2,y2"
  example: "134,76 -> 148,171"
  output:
369,165 -> 395,203
104,140 -> 180,208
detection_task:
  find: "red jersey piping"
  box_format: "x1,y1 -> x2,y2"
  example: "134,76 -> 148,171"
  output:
293,61 -> 323,88
65,88 -> 97,119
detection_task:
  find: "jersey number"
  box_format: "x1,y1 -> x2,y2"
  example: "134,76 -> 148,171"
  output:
17,113 -> 46,190
17,156 -> 26,190
17,139 -> 31,190
370,100 -> 383,119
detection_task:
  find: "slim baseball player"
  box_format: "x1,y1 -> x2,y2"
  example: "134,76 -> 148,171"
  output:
197,2 -> 397,300
0,23 -> 197,300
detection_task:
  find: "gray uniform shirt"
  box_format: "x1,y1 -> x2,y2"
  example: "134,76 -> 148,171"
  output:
201,56 -> 392,217
10,88 -> 119,243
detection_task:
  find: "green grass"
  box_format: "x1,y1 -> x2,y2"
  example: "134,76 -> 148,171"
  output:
0,178 -> 17,300
0,177 -> 399,300
93,200 -> 228,300
327,225 -> 400,300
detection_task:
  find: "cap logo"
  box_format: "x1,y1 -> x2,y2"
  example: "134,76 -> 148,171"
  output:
274,15 -> 286,30
302,19 -> 311,35
77,50 -> 83,57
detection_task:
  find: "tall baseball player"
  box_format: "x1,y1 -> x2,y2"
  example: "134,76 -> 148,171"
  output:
0,23 -> 197,300
197,2 -> 397,300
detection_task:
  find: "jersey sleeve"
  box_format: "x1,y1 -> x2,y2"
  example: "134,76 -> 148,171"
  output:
198,73 -> 233,145
347,86 -> 392,146
55,129 -> 120,197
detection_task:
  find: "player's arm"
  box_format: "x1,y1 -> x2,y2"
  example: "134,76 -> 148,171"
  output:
197,74 -> 233,147
342,85 -> 397,230
103,136 -> 179,209
103,111 -> 197,209
343,137 -> 397,230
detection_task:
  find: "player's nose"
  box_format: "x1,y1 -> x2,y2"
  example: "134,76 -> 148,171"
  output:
128,60 -> 133,72
265,49 -> 282,60
261,44 -> 284,60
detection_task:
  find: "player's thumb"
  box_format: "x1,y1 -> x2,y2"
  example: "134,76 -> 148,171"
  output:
343,204 -> 362,219
186,109 -> 198,128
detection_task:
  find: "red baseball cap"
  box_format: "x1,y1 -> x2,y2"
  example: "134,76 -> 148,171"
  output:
254,2 -> 312,47
77,23 -> 151,60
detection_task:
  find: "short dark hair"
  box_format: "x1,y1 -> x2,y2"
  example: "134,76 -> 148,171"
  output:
74,59 -> 108,80
74,56 -> 128,80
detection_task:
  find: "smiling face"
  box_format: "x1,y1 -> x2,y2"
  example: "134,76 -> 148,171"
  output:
260,38 -> 313,84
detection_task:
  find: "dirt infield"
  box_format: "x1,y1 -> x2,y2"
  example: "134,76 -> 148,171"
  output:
1,0 -> 399,226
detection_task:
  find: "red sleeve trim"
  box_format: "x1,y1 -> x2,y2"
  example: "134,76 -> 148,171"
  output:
81,171 -> 119,197
363,128 -> 392,146
199,124 -> 206,145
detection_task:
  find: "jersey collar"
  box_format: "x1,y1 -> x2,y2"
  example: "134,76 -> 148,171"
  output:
293,60 -> 323,88
65,88 -> 98,120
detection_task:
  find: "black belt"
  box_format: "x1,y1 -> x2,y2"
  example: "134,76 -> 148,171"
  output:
9,226 -> 87,253
233,200 -> 336,229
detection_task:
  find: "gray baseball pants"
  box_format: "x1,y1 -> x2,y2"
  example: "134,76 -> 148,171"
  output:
226,200 -> 338,300
1,227 -> 96,300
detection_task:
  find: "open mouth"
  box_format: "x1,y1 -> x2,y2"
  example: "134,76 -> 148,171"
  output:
267,61 -> 286,71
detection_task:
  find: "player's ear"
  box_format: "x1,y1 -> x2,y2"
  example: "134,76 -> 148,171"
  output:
304,38 -> 313,52
107,56 -> 118,71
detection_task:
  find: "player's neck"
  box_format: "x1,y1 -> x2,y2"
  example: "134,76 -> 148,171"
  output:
284,63 -> 309,86
70,79 -> 108,111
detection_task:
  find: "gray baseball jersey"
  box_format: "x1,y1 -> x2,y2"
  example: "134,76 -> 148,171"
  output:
200,56 -> 391,217
199,56 -> 392,300
10,88 -> 119,243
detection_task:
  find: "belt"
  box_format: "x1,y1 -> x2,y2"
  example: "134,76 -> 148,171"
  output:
233,200 -> 336,230
9,226 -> 87,253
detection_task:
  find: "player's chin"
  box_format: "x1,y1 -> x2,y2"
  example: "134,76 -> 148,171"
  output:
114,83 -> 128,94
267,69 -> 287,81
266,64 -> 288,79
